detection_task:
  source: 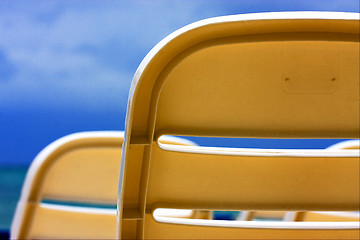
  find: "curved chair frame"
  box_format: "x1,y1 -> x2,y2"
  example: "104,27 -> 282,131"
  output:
11,131 -> 124,239
117,12 -> 360,239
11,131 -> 196,239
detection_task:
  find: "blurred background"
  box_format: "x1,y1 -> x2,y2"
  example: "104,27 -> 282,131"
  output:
0,0 -> 359,234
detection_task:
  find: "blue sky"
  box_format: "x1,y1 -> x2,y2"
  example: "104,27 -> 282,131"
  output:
0,0 -> 359,165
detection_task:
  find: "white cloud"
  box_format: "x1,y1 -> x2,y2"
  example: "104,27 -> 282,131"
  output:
0,0 -> 358,111
0,1 -> 221,111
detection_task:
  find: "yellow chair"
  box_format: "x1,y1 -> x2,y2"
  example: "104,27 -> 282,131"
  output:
242,139 -> 360,222
117,12 -> 360,239
302,212 -> 360,222
293,140 -> 360,223
11,131 -> 196,239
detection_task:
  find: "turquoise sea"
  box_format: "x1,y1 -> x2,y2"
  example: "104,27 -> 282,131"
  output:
0,167 -> 28,231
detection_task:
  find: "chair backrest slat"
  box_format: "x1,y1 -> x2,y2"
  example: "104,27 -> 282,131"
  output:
147,144 -> 359,211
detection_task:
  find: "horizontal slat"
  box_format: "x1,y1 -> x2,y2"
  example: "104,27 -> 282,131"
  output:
29,204 -> 116,239
145,214 -> 359,239
41,147 -> 121,204
146,144 -> 359,211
